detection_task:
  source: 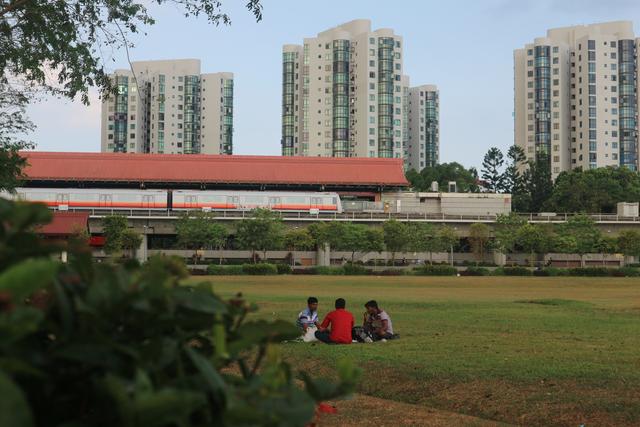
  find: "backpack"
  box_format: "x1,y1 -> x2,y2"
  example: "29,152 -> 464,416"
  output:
351,326 -> 374,343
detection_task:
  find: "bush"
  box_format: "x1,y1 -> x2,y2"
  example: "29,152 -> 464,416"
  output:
0,198 -> 359,427
242,263 -> 278,275
615,267 -> 640,277
568,267 -> 613,277
313,266 -> 345,275
496,266 -> 532,276
461,266 -> 490,276
206,264 -> 244,275
413,265 -> 457,276
532,267 -> 570,277
375,269 -> 405,276
292,268 -> 315,275
343,263 -> 369,275
276,264 -> 293,275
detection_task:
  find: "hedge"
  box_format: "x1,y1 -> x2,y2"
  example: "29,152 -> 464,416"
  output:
461,266 -> 491,276
312,266 -> 345,275
343,264 -> 369,275
276,264 -> 293,274
242,263 -> 278,275
207,264 -> 244,275
494,266 -> 532,276
413,265 -> 457,276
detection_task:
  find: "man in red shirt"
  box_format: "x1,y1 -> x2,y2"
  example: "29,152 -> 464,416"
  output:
315,298 -> 354,344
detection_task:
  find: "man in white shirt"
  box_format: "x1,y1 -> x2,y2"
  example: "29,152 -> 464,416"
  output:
296,297 -> 319,332
363,300 -> 395,341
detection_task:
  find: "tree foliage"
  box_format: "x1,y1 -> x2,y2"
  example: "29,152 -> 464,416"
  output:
493,213 -> 527,253
283,227 -> 314,252
176,212 -> 228,251
617,230 -> 640,259
406,162 -> 479,193
235,208 -> 284,263
0,197 -> 359,427
382,220 -> 410,262
481,147 -> 505,193
545,167 -> 640,213
469,223 -> 490,263
102,215 -> 131,255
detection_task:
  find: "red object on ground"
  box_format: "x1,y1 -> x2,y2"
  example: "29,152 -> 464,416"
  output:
319,309 -> 355,344
317,403 -> 338,414
21,151 -> 409,187
36,212 -> 89,237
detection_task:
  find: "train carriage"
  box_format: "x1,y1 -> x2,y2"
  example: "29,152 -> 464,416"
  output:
171,190 -> 342,213
1,188 -> 168,210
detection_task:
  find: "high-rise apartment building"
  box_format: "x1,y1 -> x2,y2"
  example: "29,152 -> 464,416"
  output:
407,84 -> 439,170
101,59 -> 233,155
515,21 -> 639,178
281,19 -> 408,159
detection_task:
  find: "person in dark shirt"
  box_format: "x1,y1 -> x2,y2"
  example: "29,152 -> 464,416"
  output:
315,298 -> 354,344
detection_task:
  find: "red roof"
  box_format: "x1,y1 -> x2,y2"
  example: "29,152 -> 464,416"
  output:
37,212 -> 89,236
21,152 -> 408,187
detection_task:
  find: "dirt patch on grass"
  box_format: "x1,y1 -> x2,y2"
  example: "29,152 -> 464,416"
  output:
318,394 -> 511,426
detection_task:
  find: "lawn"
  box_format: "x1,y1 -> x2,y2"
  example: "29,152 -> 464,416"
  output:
192,275 -> 640,426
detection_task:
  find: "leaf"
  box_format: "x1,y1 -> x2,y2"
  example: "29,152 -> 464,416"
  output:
228,320 -> 300,356
184,346 -> 227,406
0,371 -> 34,427
0,259 -> 58,301
172,287 -> 227,315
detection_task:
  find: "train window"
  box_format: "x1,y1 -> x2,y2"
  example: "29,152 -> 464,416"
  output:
227,196 -> 239,205
185,195 -> 197,206
55,193 -> 69,203
16,192 -> 26,200
268,197 -> 281,205
311,197 -> 322,206
243,196 -> 264,204
99,194 -> 113,206
332,197 -> 337,205
286,196 -> 306,204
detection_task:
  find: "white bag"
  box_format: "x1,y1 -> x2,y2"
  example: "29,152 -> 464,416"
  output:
302,325 -> 318,342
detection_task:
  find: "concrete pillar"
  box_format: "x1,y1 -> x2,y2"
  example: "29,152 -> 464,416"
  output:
493,251 -> 506,266
136,234 -> 148,263
316,243 -> 330,267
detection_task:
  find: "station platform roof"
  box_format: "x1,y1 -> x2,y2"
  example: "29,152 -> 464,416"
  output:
21,152 -> 409,192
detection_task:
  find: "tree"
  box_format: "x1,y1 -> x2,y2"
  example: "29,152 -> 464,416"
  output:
361,228 -> 385,257
175,212 -> 228,264
515,223 -> 546,267
0,1 -> 262,158
481,147 -> 505,192
382,220 -> 410,263
545,167 -> 640,213
436,225 -> 459,265
0,1 -> 263,102
0,197 -> 359,427
283,227 -> 314,266
407,162 -> 479,193
502,145 -> 530,211
121,228 -> 143,259
235,208 -> 284,263
102,215 -> 129,256
283,228 -> 314,252
527,159 -> 553,213
469,223 -> 490,264
334,223 -> 367,263
493,213 -> 527,254
558,215 -> 602,267
0,82 -> 35,192
617,230 -> 640,262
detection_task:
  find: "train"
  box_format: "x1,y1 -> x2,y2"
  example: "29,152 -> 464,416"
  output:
0,188 -> 343,213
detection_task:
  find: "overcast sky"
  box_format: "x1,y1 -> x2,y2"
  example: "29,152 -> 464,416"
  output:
26,0 -> 640,169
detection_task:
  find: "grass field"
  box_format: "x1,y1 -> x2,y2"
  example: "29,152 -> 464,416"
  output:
192,276 -> 640,426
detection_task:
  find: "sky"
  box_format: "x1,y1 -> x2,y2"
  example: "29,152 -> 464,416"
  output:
26,0 -> 640,169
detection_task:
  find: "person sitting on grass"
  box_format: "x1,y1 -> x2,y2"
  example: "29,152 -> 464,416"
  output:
363,300 -> 395,341
296,296 -> 320,332
315,298 -> 354,345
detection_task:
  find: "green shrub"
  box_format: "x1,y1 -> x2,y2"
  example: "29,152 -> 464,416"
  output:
568,267 -> 613,277
313,266 -> 345,275
276,264 -> 293,275
0,198 -> 359,427
462,266 -> 490,276
614,267 -> 640,277
242,263 -> 278,275
343,263 -> 369,275
207,264 -> 244,275
496,266 -> 532,276
414,265 -> 458,276
533,267 -> 570,277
